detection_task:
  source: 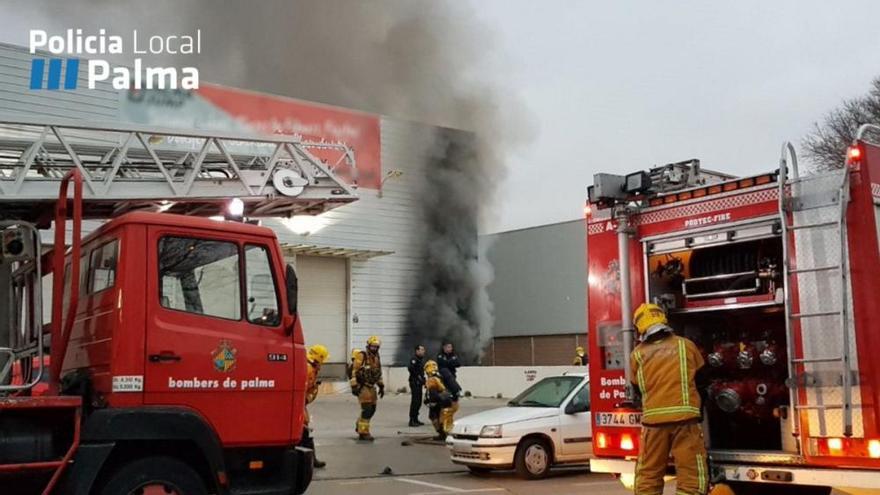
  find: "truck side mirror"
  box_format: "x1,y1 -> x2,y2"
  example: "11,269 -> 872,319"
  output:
285,264 -> 298,315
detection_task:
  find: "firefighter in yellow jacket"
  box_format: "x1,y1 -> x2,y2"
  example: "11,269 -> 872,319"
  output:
303,344 -> 329,468
630,303 -> 708,495
350,336 -> 384,441
424,360 -> 459,440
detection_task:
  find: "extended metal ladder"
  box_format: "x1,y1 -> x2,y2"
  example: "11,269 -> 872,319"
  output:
0,117 -> 359,221
779,142 -> 855,438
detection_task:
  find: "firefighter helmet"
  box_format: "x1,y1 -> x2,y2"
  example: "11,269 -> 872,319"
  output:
634,303 -> 668,337
424,360 -> 439,375
575,346 -> 585,356
366,335 -> 381,347
308,344 -> 330,364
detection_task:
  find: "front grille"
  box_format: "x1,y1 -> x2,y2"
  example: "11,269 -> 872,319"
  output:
453,434 -> 479,441
453,451 -> 489,460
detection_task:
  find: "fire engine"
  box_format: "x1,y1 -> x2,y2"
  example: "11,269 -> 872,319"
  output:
0,117 -> 358,494
586,125 -> 880,494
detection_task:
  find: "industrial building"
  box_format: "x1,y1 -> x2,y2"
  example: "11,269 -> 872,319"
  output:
482,219 -> 588,365
0,42 -> 452,372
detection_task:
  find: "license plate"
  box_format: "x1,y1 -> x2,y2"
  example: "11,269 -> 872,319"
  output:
455,444 -> 474,453
595,412 -> 642,427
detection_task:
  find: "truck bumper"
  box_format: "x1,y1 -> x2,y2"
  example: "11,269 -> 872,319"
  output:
714,463 -> 880,491
291,445 -> 314,495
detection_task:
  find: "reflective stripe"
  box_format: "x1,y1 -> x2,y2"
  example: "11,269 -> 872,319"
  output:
635,350 -> 647,403
678,339 -> 689,407
642,405 -> 701,418
697,453 -> 706,493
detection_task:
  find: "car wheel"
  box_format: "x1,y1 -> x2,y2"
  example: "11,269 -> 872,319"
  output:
514,437 -> 551,480
467,466 -> 492,476
99,455 -> 208,495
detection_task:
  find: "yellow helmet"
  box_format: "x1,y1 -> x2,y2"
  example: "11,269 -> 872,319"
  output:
634,303 -> 668,336
575,346 -> 585,355
366,335 -> 381,347
308,344 -> 329,364
424,360 -> 438,375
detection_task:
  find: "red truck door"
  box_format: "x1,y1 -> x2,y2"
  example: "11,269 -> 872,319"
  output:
143,227 -> 295,446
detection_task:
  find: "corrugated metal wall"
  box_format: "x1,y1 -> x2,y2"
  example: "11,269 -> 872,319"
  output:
482,220 -> 587,337
265,120 -> 434,363
0,43 -> 119,120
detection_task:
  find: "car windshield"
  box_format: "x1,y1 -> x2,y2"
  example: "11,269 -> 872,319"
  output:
508,376 -> 583,408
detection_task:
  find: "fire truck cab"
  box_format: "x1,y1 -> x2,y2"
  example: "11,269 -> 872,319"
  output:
0,118 -> 360,494
586,127 -> 880,493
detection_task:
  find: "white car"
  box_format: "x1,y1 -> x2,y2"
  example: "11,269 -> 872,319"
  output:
447,373 -> 591,479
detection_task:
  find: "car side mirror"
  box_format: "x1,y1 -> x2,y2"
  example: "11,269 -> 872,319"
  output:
565,400 -> 589,415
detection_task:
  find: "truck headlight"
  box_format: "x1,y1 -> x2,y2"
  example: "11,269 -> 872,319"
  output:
480,425 -> 503,438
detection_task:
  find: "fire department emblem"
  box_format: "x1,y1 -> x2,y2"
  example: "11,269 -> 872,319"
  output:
212,340 -> 237,373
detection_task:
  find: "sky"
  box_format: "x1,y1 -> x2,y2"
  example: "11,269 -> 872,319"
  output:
466,0 -> 880,232
2,1 -> 879,233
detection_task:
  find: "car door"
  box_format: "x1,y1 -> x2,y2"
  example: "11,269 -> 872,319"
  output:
559,381 -> 592,458
143,228 -> 294,446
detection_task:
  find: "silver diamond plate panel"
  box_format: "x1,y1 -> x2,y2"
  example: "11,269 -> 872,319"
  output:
791,170 -> 863,438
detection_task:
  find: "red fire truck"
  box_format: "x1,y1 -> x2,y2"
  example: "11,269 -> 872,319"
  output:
0,118 -> 358,494
586,126 -> 880,494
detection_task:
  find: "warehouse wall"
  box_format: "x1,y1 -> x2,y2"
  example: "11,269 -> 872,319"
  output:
266,120 -> 436,364
481,220 -> 588,366
483,219 -> 587,337
0,43 -> 118,120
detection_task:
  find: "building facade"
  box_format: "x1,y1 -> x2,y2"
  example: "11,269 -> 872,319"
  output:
482,219 -> 588,366
0,42 -> 446,372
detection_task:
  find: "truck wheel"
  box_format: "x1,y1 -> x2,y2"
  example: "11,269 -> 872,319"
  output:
99,455 -> 208,495
514,437 -> 551,480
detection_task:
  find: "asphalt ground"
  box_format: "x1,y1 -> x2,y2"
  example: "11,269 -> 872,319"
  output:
307,391 -> 638,495
306,391 -> 854,495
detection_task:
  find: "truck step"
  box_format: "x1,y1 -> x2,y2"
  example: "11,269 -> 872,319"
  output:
791,356 -> 843,364
790,310 -> 841,319
788,265 -> 840,275
787,221 -> 838,231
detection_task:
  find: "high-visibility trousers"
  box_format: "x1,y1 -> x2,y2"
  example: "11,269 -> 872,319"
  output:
356,385 -> 378,435
635,421 -> 708,495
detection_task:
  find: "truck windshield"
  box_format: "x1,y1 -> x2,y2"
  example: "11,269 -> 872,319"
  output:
508,376 -> 583,408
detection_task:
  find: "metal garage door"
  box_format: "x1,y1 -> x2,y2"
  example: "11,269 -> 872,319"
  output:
296,256 -> 348,364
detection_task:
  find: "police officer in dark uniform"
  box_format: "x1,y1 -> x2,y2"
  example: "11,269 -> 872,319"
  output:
436,341 -> 460,377
408,345 -> 427,427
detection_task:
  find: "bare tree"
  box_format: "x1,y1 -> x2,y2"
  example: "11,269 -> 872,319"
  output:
803,78 -> 880,172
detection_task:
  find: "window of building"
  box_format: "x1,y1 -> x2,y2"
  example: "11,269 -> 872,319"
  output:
245,244 -> 280,326
159,237 -> 241,320
88,239 -> 118,293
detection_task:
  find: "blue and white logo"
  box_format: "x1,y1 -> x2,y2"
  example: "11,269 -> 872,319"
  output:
30,58 -> 80,90
28,29 -> 200,91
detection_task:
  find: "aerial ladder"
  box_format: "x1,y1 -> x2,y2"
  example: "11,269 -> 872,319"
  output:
0,118 -> 360,494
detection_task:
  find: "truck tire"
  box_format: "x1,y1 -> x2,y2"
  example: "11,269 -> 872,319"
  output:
99,455 -> 208,495
514,437 -> 551,480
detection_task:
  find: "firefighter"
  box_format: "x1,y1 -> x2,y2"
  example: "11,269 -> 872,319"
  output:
303,344 -> 329,468
424,360 -> 457,441
572,346 -> 587,366
630,303 -> 708,495
350,335 -> 384,441
408,344 -> 427,427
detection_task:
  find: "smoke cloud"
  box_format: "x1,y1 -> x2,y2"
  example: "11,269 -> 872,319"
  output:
10,0 -> 529,364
